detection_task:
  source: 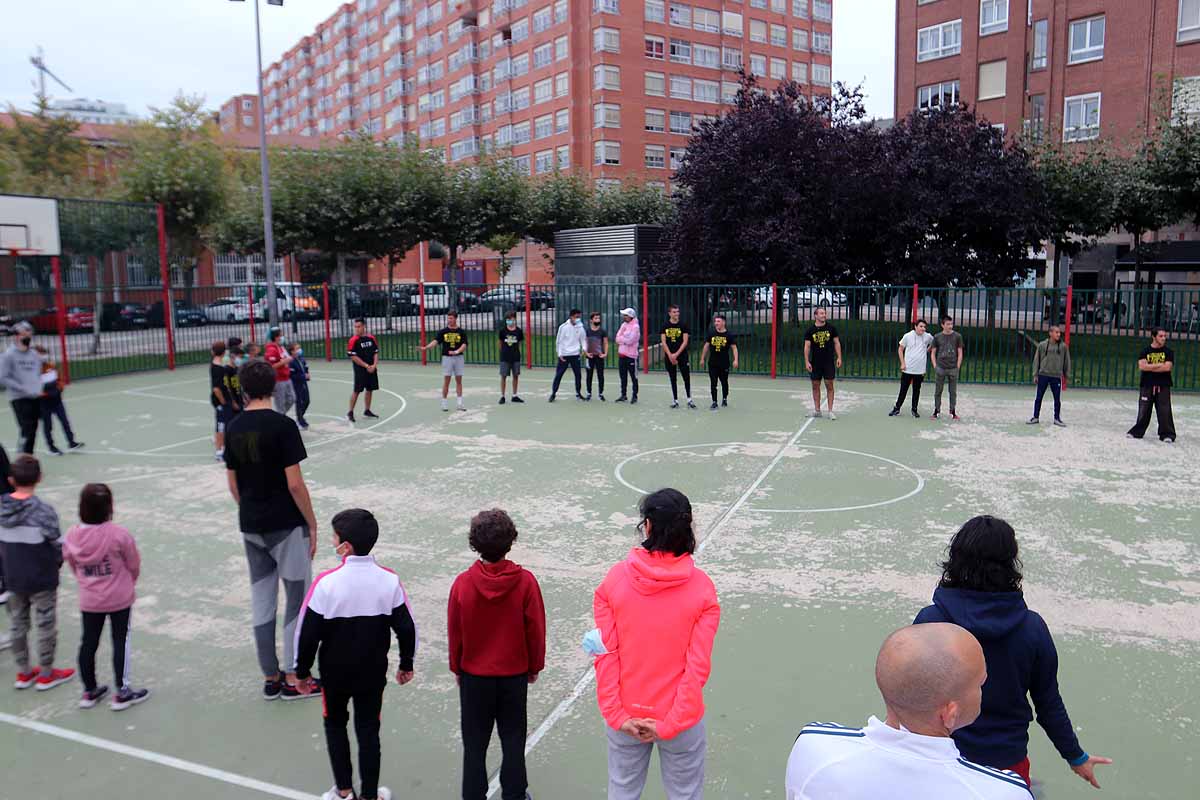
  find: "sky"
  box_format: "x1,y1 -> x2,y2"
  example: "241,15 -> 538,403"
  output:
1,0 -> 895,121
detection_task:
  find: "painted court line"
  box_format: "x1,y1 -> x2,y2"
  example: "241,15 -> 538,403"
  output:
125,390 -> 212,406
485,417 -> 814,798
0,712 -> 317,800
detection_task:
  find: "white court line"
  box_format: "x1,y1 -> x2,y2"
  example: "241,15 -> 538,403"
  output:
67,378 -> 197,403
485,417 -> 814,798
125,390 -> 212,406
142,435 -> 213,454
0,712 -> 317,800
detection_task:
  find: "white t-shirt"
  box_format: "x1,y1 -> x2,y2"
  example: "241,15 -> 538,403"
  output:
785,717 -> 1031,800
899,330 -> 935,375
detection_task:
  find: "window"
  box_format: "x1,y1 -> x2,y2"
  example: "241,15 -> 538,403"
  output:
694,43 -> 719,68
723,11 -> 743,36
670,110 -> 692,133
917,19 -> 962,61
813,0 -> 831,20
511,19 -> 530,42
536,149 -> 555,174
556,108 -> 570,132
813,31 -> 831,53
646,35 -> 666,59
645,107 -> 666,131
646,70 -> 666,95
669,146 -> 687,170
771,0 -> 785,12
749,54 -> 767,75
812,63 -> 831,85
594,64 -> 620,90
771,24 -> 787,47
1031,19 -> 1048,70
534,78 -> 553,103
556,35 -> 569,60
770,58 -> 786,80
595,178 -> 621,191
556,71 -> 569,96
1025,94 -> 1046,141
694,78 -> 719,102
646,0 -> 665,22
1172,76 -> 1200,123
722,47 -> 743,69
671,75 -> 693,98
751,0 -> 766,8
555,0 -> 568,23
594,0 -> 619,13
694,8 -> 719,33
793,29 -> 808,50
917,80 -> 959,109
670,3 -> 691,26
722,81 -> 740,103
645,144 -> 666,168
594,27 -> 620,53
980,0 -> 1008,36
1064,93 -> 1101,141
977,60 -> 1006,100
793,0 -> 808,17
512,120 -> 531,144
242,114 -> 254,126
670,39 -> 692,63
534,43 -> 553,68
242,99 -> 254,110
534,6 -> 552,32
512,154 -> 531,174
791,61 -> 807,82
557,144 -> 570,169
595,140 -> 621,165
594,102 -> 621,127
750,20 -> 767,43
1182,0 -> 1200,43
1069,16 -> 1105,63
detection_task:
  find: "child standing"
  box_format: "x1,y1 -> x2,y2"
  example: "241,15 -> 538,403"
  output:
288,343 -> 311,430
64,483 -> 150,710
497,311 -> 525,405
448,509 -> 546,800
295,509 -> 417,800
35,346 -> 83,455
0,455 -> 75,691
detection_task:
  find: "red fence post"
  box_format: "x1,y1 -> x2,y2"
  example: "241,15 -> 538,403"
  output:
418,280 -> 428,366
641,281 -> 650,374
911,283 -> 919,324
524,280 -> 533,369
323,282 -> 332,362
156,204 -> 175,370
1063,285 -> 1073,389
770,283 -> 779,379
248,284 -> 257,344
51,256 -> 70,385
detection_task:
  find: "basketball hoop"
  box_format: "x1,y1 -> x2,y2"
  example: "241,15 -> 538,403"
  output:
3,248 -> 43,259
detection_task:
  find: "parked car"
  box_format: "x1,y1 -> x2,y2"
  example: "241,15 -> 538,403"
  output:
28,306 -> 95,333
254,282 -> 322,320
100,302 -> 150,331
363,288 -> 417,317
478,287 -> 554,312
454,290 -> 483,313
204,297 -> 256,323
320,286 -> 365,319
147,300 -> 207,327
753,287 -> 846,309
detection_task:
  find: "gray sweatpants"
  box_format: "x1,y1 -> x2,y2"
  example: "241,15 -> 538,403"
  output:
8,588 -> 57,673
272,381 -> 296,416
606,717 -> 706,800
243,526 -> 311,677
934,367 -> 959,414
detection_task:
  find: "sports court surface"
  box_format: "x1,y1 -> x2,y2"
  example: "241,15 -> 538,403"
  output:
2,362 -> 1197,799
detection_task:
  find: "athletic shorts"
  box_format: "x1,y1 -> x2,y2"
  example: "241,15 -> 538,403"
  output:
353,368 -> 380,393
810,363 -> 836,381
442,355 -> 466,377
214,405 -> 227,433
499,360 -> 521,377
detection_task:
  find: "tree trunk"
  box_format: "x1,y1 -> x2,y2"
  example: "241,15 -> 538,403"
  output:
112,253 -> 122,303
447,241 -> 459,297
1132,232 -> 1143,330
92,254 -> 104,356
1049,245 -> 1064,325
337,252 -> 348,337
385,259 -> 395,331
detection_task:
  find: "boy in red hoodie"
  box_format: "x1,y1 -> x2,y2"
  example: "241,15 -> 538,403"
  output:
448,509 -> 546,800
64,483 -> 149,711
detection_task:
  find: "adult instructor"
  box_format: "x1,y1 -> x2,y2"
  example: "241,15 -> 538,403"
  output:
347,318 -> 380,423
1,322 -> 45,454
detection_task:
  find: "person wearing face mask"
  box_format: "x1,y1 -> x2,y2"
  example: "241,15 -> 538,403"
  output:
549,309 -> 587,403
288,342 -> 311,430
1,322 -> 47,455
497,311 -> 525,405
584,312 -> 609,402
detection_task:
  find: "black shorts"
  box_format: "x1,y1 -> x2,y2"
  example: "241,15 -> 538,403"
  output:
810,363 -> 837,381
354,368 -> 379,392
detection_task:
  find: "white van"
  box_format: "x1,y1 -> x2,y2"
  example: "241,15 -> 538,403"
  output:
412,282 -> 450,311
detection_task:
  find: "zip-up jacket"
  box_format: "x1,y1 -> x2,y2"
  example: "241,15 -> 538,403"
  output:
0,493 -> 62,594
1032,339 -> 1070,378
448,559 -> 546,677
555,320 -> 587,357
295,555 -> 418,690
616,321 -> 641,360
1,345 -> 46,399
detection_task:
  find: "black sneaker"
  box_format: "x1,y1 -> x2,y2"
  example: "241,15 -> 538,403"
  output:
1053,418 -> 1066,428
911,409 -> 920,418
499,397 -> 506,405
298,420 -> 309,430
68,441 -> 85,450
281,677 -> 322,701
710,402 -> 718,410
1027,417 -> 1040,425
670,400 -> 679,409
79,685 -> 109,709
721,398 -> 728,407
687,399 -> 697,409
888,408 -> 901,417
110,687 -> 150,711
630,396 -> 638,405
347,411 -> 356,423
548,393 -> 556,403
614,396 -> 627,403
49,445 -> 64,456
599,394 -> 606,402
264,677 -> 283,700
575,393 -> 585,401
363,410 -> 379,419
511,396 -> 524,404
585,393 -> 592,401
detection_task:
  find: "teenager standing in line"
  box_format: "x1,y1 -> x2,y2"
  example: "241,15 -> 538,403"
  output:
549,309 -> 586,403
614,308 -> 641,405
585,312 -> 610,402
890,319 -> 934,418
699,315 -> 738,410
347,319 -> 380,423
419,311 -> 470,412
803,307 -> 841,419
1127,327 -> 1176,443
1028,326 -> 1070,427
661,306 -> 695,409
931,316 -> 964,421
497,311 -> 525,405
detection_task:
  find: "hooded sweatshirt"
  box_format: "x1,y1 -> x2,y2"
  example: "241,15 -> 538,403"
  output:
914,587 -> 1085,769
448,559 -> 546,677
555,319 -> 587,358
593,547 -> 720,740
1032,339 -> 1070,378
1,345 -> 46,400
616,319 -> 641,360
0,493 -> 62,594
64,521 -> 141,613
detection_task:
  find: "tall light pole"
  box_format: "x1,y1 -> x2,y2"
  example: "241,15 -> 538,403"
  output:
232,0 -> 282,329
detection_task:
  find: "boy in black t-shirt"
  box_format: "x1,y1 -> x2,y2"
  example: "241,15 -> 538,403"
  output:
498,311 -> 524,405
347,319 -> 380,423
418,311 -> 469,411
699,315 -> 739,409
210,341 -> 231,461
660,305 -> 695,409
1128,328 -> 1177,442
803,307 -> 842,419
585,311 -> 609,401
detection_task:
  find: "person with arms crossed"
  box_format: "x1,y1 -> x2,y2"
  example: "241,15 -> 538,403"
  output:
890,319 -> 935,418
585,311 -> 610,402
224,360 -> 320,701
931,316 -> 964,421
803,307 -> 842,419
785,623 -> 1031,800
699,315 -> 738,410
1127,327 -> 1176,442
549,309 -> 586,403
347,319 -> 380,423
1028,326 -> 1070,427
419,311 -> 469,412
661,305 -> 696,409
497,311 -> 525,405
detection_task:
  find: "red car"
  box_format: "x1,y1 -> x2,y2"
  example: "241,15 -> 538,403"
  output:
28,306 -> 95,333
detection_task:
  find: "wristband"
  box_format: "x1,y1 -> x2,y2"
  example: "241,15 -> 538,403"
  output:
1068,751 -> 1090,767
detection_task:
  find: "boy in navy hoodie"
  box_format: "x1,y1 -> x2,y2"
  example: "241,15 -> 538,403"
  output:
914,515 -> 1113,789
448,509 -> 545,800
287,343 -> 311,430
295,509 -> 417,800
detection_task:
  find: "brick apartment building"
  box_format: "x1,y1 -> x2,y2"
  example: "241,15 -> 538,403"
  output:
895,0 -> 1200,290
219,94 -> 262,135
250,0 -> 834,284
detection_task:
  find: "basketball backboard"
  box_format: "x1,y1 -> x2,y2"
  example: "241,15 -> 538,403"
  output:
0,195 -> 60,256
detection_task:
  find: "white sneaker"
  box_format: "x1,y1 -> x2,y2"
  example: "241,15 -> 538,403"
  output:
0,590 -> 9,605
829,411 -> 837,421
214,449 -> 224,462
321,788 -> 352,800
375,789 -> 393,800
811,410 -> 822,418
441,400 -> 449,412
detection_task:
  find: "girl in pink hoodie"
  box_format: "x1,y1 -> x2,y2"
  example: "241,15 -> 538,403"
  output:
614,308 -> 641,404
590,488 -> 720,799
63,484 -> 149,711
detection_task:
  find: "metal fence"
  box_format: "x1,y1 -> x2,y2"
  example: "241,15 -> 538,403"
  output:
2,276 -> 1197,391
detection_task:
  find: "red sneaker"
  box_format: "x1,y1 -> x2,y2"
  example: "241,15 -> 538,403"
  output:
14,667 -> 41,689
35,668 -> 75,692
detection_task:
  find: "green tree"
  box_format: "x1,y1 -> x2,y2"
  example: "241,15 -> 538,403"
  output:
0,94 -> 90,196
1110,142 -> 1180,325
592,181 -> 674,228
527,171 -> 594,246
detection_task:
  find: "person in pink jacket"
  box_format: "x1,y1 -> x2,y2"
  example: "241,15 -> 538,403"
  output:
63,483 -> 150,711
589,487 -> 721,799
614,308 -> 641,405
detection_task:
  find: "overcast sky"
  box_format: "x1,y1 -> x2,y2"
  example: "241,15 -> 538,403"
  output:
1,0 -> 895,121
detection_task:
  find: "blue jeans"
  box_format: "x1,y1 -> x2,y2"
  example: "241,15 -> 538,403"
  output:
1033,375 -> 1061,420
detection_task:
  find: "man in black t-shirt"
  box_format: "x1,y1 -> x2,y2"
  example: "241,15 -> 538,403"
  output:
347,318 -> 380,423
498,311 -> 524,405
419,311 -> 469,411
585,311 -> 609,401
660,305 -> 695,408
699,314 -> 739,409
803,307 -> 843,419
224,360 -> 320,701
1128,327 -> 1177,442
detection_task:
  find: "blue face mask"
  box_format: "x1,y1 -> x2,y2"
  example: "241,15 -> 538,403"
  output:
295,347 -> 303,357
506,320 -> 516,328
236,356 -> 249,366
